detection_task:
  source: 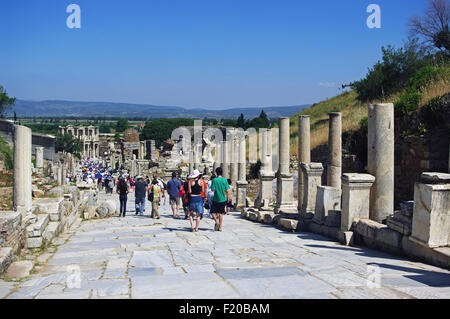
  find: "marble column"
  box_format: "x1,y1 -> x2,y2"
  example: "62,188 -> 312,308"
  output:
256,128 -> 275,210
368,103 -> 394,223
188,150 -> 194,174
213,142 -> 222,173
61,162 -> 66,186
35,146 -> 44,171
230,131 -> 238,191
236,131 -> 248,209
222,139 -> 230,179
13,125 -> 32,215
275,118 -> 296,213
327,112 -> 342,189
298,115 -> 311,212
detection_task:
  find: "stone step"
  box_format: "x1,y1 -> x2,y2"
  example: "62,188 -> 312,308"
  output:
42,221 -> 61,243
26,214 -> 49,237
0,247 -> 13,274
33,198 -> 64,221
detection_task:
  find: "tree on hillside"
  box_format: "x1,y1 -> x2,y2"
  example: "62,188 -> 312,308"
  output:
259,110 -> 270,127
115,118 -> 129,132
409,0 -> 450,53
0,86 -> 15,118
236,113 -> 246,128
55,134 -> 83,159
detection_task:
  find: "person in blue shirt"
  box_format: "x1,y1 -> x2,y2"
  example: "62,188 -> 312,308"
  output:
166,172 -> 182,218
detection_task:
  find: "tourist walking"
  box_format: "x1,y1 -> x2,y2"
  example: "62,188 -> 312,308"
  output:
148,179 -> 162,219
210,167 -> 231,231
180,176 -> 191,220
226,179 -> 233,215
167,172 -> 182,218
134,176 -> 147,216
206,174 -> 216,218
187,170 -> 205,232
117,177 -> 130,217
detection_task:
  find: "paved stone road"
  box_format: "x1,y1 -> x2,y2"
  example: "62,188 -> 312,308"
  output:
1,191 -> 450,299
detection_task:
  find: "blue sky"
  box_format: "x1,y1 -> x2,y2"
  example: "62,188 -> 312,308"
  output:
0,0 -> 428,109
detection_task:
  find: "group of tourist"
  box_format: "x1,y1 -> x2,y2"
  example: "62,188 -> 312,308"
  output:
113,167 -> 233,232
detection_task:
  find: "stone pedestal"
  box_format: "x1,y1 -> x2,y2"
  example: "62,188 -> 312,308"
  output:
300,162 -> 324,219
275,118 -> 296,213
297,116 -> 311,212
410,173 -> 450,248
340,173 -> 375,232
368,103 -> 394,223
35,147 -> 44,171
313,186 -> 341,225
13,125 -> 32,215
327,112 -> 342,189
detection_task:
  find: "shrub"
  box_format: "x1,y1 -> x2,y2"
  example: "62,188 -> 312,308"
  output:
394,90 -> 422,118
0,136 -> 13,170
421,95 -> 446,128
407,65 -> 441,91
354,43 -> 426,102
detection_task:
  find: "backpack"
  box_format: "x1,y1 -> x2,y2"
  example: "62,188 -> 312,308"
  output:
148,185 -> 154,202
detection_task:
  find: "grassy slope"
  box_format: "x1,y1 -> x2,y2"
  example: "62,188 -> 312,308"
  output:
289,64 -> 450,155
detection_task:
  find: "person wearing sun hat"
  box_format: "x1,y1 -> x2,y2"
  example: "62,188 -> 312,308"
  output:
187,169 -> 205,232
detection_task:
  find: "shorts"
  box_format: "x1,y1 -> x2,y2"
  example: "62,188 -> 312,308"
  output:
189,196 -> 204,216
169,196 -> 181,206
211,201 -> 227,215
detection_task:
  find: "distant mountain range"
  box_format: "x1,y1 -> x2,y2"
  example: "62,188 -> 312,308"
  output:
11,99 -> 310,119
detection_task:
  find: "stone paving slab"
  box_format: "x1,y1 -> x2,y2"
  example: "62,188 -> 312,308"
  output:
3,190 -> 450,299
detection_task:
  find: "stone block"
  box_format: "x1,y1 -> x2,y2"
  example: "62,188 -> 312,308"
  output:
27,236 -> 43,249
324,210 -> 341,227
338,231 -> 354,246
420,172 -> 450,184
313,186 -> 341,225
278,218 -> 298,232
240,210 -> 249,219
42,222 -> 61,243
263,212 -> 276,224
4,260 -> 34,280
0,247 -> 13,273
400,201 -> 414,217
411,182 -> 450,248
26,214 -> 49,237
402,236 -> 450,270
248,212 -> 258,222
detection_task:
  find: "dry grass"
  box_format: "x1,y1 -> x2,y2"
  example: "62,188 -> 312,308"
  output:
288,65 -> 450,155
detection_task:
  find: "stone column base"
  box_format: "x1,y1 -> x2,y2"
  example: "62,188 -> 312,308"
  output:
235,180 -> 248,209
256,173 -> 275,210
274,174 -> 296,214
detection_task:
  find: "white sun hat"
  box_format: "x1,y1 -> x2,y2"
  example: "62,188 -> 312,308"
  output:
188,169 -> 201,179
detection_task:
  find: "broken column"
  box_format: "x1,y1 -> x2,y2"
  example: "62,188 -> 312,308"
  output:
298,115 -> 311,212
274,117 -> 296,213
368,103 -> 394,223
410,172 -> 450,248
340,173 -> 375,232
35,146 -> 44,172
13,125 -> 32,215
300,162 -> 324,219
236,131 -> 248,209
327,112 -> 342,189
